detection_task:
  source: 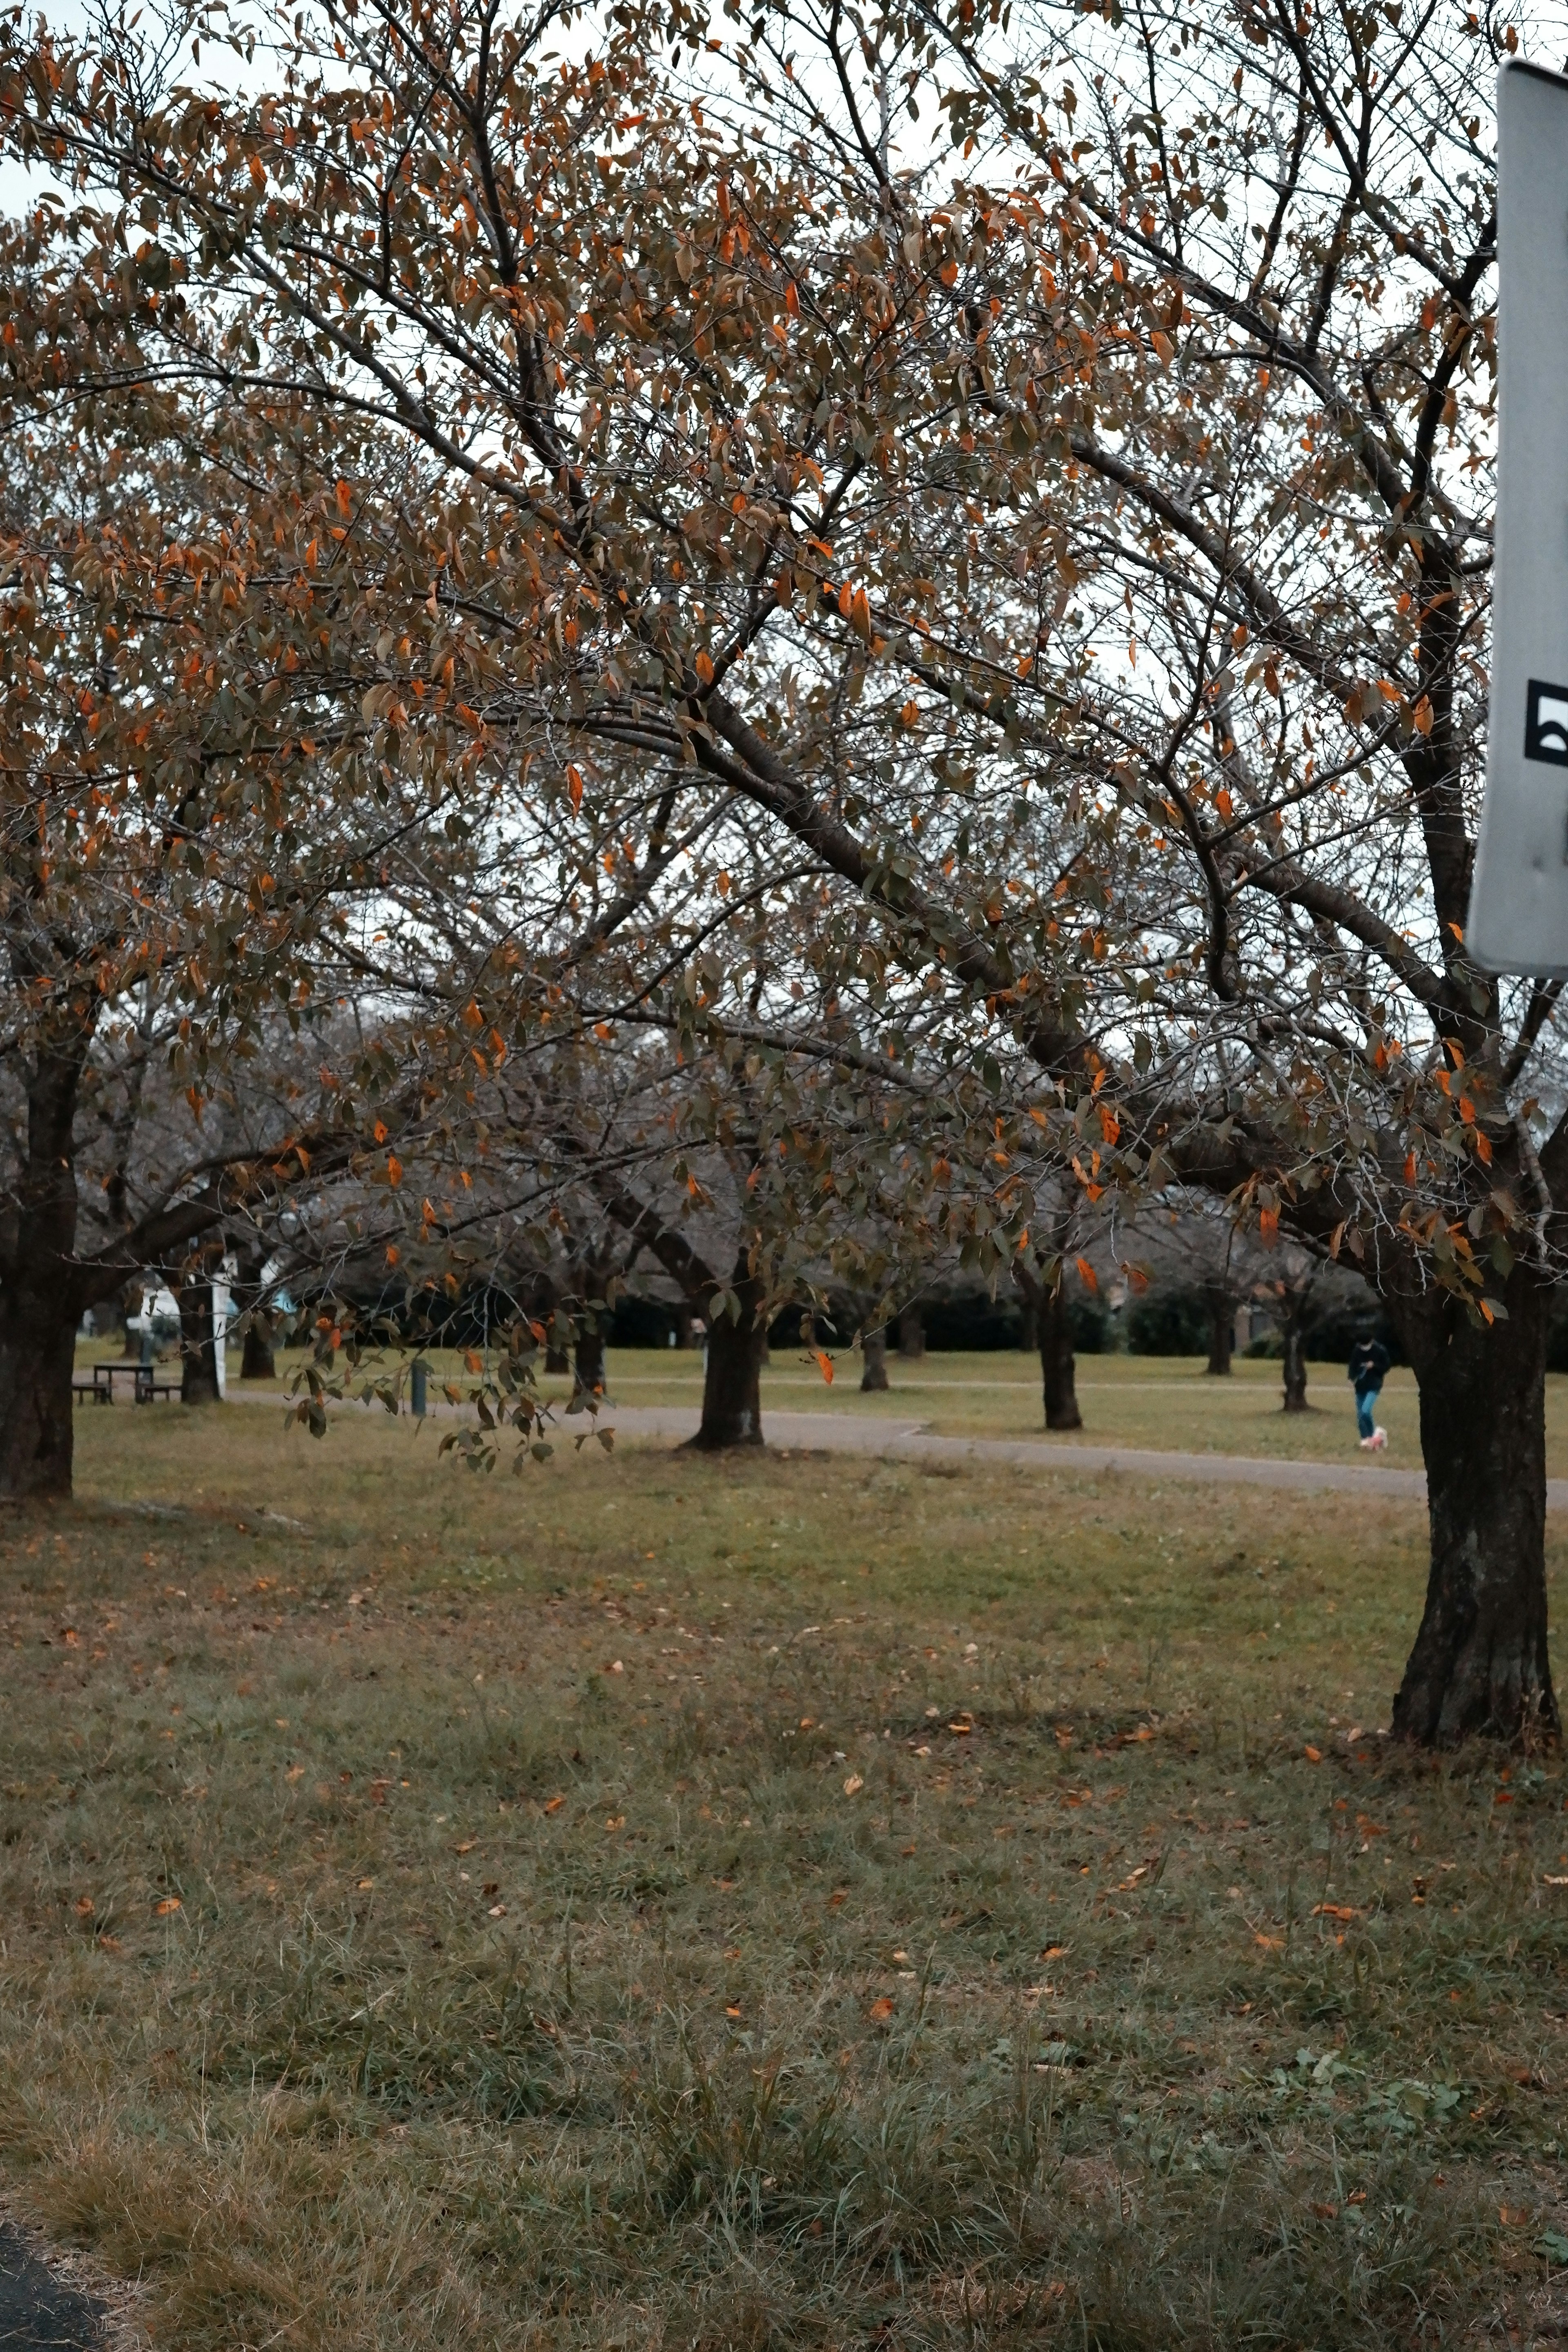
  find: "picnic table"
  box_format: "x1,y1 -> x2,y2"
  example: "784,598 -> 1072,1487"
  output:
71,1361 -> 180,1405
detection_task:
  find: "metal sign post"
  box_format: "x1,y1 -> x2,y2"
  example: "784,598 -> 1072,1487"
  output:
1468,60 -> 1568,974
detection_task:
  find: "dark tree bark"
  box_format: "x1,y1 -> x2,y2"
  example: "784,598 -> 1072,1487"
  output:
242,1316 -> 277,1381
672,1301 -> 694,1349
179,1276 -> 222,1405
573,1316 -> 607,1402
897,1303 -> 925,1359
1203,1283 -> 1234,1376
1039,1278 -> 1082,1431
1390,1277 -> 1559,1745
687,1248 -> 766,1448
1280,1291 -> 1309,1414
860,1327 -> 889,1391
544,1315 -> 570,1376
0,1040 -> 89,1499
1017,1297 -> 1038,1352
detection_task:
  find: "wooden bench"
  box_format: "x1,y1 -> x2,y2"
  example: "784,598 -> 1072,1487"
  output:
72,1363 -> 180,1405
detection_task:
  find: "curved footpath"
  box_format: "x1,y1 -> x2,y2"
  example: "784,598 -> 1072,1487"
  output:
224,1388 -> 1568,1507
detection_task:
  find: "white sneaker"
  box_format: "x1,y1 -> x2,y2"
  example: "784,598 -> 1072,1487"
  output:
1358,1436 -> 1374,1450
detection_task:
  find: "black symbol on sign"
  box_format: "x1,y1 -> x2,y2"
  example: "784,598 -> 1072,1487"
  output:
1526,678 -> 1568,766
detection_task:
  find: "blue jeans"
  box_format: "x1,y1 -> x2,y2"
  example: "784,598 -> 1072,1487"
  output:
1355,1385 -> 1381,1440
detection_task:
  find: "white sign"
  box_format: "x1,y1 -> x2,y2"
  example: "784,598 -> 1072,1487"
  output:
1468,60 -> 1568,973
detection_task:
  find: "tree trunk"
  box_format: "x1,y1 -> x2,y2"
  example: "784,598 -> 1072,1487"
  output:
1281,1296 -> 1308,1413
1039,1280 -> 1082,1431
0,1297 -> 78,1500
1203,1283 -> 1233,1376
544,1313 -> 570,1376
1017,1298 -> 1038,1352
0,1043 -> 89,1499
1391,1277 -> 1559,1745
573,1317 -> 607,1403
180,1278 -> 222,1405
860,1327 -> 889,1391
121,1283 -> 144,1357
672,1301 -> 694,1350
897,1303 -> 925,1359
686,1252 -> 766,1449
241,1315 -> 276,1381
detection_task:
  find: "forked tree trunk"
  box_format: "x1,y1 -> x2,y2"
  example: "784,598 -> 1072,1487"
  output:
1203,1283 -> 1233,1376
1392,1278 -> 1559,1745
686,1252 -> 766,1449
1039,1279 -> 1082,1431
0,1045 -> 89,1499
897,1304 -> 925,1360
860,1327 -> 889,1391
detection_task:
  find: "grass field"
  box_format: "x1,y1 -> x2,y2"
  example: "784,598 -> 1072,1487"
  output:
4,1402 -> 1568,2347
90,1336 -> 1568,1474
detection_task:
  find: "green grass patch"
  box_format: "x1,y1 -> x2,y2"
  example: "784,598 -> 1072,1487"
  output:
2,1406 -> 1566,2345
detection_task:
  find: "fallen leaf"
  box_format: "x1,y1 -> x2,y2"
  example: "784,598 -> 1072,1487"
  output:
1312,1903 -> 1359,1922
356,1878 -> 374,1890
608,1659 -> 624,1674
1500,2206 -> 1528,2227
1312,2201 -> 1338,2220
1040,1945 -> 1070,1960
869,1996 -> 895,2020
1254,1932 -> 1285,1951
74,1896 -> 94,1917
154,1897 -> 182,1915
843,1773 -> 864,1796
285,1764 -> 305,1782
543,1796 -> 564,1814
454,1840 -> 477,1855
1304,1744 -> 1323,1763
725,2002 -> 741,2018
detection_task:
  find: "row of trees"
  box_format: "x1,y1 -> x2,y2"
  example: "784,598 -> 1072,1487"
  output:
0,0 -> 1558,1744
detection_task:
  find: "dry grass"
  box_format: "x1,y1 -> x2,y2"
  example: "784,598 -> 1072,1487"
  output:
1,1402 -> 1566,2347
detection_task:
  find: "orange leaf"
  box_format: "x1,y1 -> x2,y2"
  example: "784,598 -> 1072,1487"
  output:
1304,1744 -> 1322,1763
814,1350 -> 834,1385
335,478 -> 352,517
543,1795 -> 564,1814
386,1154 -> 403,1188
1074,1256 -> 1098,1294
694,650 -> 715,685
566,764 -> 584,812
373,1119 -> 388,1143
154,1896 -> 182,1915
785,280 -> 800,318
869,1996 -> 895,2020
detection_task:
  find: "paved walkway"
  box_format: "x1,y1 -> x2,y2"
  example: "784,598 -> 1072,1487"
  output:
227,1386 -> 1568,1508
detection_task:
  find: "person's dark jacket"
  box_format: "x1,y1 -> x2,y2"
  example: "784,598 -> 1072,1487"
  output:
1347,1339 -> 1390,1394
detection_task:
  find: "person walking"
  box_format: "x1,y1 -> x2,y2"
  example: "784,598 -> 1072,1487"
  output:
1347,1330 -> 1391,1450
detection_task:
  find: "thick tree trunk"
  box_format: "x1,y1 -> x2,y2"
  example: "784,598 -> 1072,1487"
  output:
241,1316 -> 276,1381
672,1301 -> 694,1350
573,1318 -> 607,1403
0,1044 -> 89,1499
180,1278 -> 222,1405
1040,1280 -> 1082,1431
0,1298 -> 78,1500
860,1327 -> 889,1391
686,1253 -> 766,1449
1391,1278 -> 1559,1745
1281,1295 -> 1308,1413
897,1304 -> 925,1360
1203,1283 -> 1233,1376
1017,1298 -> 1038,1352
